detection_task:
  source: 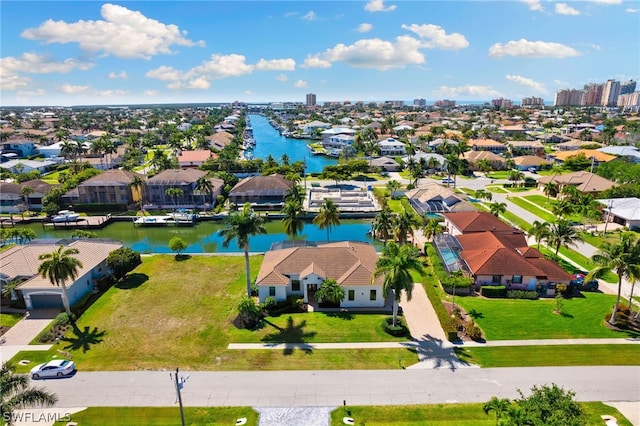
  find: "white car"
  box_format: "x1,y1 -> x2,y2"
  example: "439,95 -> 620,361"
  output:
30,359 -> 76,379
441,177 -> 455,184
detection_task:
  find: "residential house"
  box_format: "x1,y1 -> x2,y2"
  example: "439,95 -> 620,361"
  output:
76,169 -> 144,206
498,124 -> 528,137
513,155 -> 549,171
536,171 -> 617,197
463,151 -> 506,171
18,179 -> 56,211
598,198 -> 640,231
402,152 -> 446,171
1,140 -> 37,158
378,137 -> 406,156
547,149 -> 615,167
508,140 -> 545,156
255,241 -> 386,309
555,140 -> 603,151
321,128 -> 356,150
0,159 -> 57,174
177,149 -> 217,168
468,139 -> 508,154
228,174 -> 293,208
442,211 -> 514,236
0,182 -> 24,214
406,183 -> 477,215
303,120 -> 332,138
147,168 -> 223,209
597,146 -> 640,163
0,238 -> 123,310
206,131 -> 234,152
369,156 -> 400,172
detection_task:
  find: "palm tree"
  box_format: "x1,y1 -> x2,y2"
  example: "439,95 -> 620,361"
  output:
37,246 -> 83,316
488,202 -> 507,217
393,210 -> 420,245
314,278 -> 345,306
220,202 -> 267,297
528,220 -> 550,250
281,199 -> 304,240
371,207 -> 394,242
474,189 -> 492,202
483,396 -> 511,426
543,181 -> 559,201
551,199 -> 574,219
374,242 -> 424,327
195,176 -> 214,207
165,187 -> 184,208
313,199 -> 340,242
0,363 -> 57,425
545,219 -> 583,257
386,180 -> 402,198
422,218 -> 443,241
130,175 -> 145,211
20,186 -> 34,213
285,184 -> 305,205
587,234 -> 640,325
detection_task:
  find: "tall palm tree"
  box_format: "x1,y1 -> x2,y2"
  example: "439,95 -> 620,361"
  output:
165,187 -> 184,208
1,363 -> 57,425
488,202 -> 507,217
37,246 -> 83,316
374,242 -> 424,327
220,202 -> 267,297
545,219 -> 583,257
285,184 -> 305,205
393,210 -> 420,245
551,199 -> 574,219
371,207 -> 394,242
313,199 -> 340,242
195,176 -> 214,207
474,189 -> 492,202
587,234 -> 640,325
422,218 -> 443,242
20,186 -> 34,213
543,181 -> 559,201
528,220 -> 550,250
130,175 -> 145,211
281,199 -> 304,240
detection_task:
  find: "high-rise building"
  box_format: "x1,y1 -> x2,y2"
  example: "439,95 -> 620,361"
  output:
413,98 -> 426,107
618,92 -> 640,109
521,97 -> 544,107
434,99 -> 456,108
554,89 -> 584,106
620,80 -> 637,95
492,98 -> 513,109
583,83 -> 603,106
306,93 -> 316,106
601,80 -> 621,106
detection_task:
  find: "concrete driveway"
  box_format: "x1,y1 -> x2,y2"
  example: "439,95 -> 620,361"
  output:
0,308 -> 57,363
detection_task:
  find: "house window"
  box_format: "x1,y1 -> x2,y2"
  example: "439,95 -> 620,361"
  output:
269,287 -> 276,297
369,290 -> 377,301
348,290 -> 355,301
512,275 -> 523,284
291,280 -> 301,292
492,275 -> 502,284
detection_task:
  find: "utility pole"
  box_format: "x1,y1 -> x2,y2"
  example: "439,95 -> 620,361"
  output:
171,367 -> 189,426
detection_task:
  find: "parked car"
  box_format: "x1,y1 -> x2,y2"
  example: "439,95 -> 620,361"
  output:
30,359 -> 76,379
528,167 -> 537,173
441,177 -> 455,184
569,273 -> 599,292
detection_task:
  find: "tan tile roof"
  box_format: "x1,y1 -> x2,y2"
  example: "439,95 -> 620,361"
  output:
0,239 -> 123,290
178,150 -> 216,163
230,174 -> 293,195
464,151 -> 505,163
79,169 -> 143,186
537,171 -> 617,193
256,241 -> 382,287
148,168 -> 206,185
513,156 -> 549,166
468,139 -> 506,148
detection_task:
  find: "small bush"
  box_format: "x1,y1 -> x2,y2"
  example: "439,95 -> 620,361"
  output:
38,330 -> 53,343
507,290 -> 539,300
382,317 -> 409,337
481,285 -> 507,298
53,312 -> 76,328
466,321 -> 484,341
263,296 -> 276,310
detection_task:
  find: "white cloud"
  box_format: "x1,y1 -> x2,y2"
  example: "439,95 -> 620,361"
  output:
555,3 -> 580,15
401,24 -> 469,50
16,89 -> 45,98
145,65 -> 185,81
301,55 -> 332,68
255,58 -> 296,71
59,83 -> 90,94
489,39 -> 580,58
302,11 -> 317,21
432,84 -> 502,98
107,70 -> 128,79
97,89 -> 129,97
506,74 -> 548,93
521,0 -> 544,11
143,89 -> 159,96
308,36 -> 424,70
588,0 -> 622,4
0,74 -> 31,90
1,52 -> 94,90
21,3 -> 205,60
626,8 -> 639,12
275,74 -> 288,82
365,0 -> 397,12
357,23 -> 373,33
294,80 -> 308,88
554,79 -> 569,86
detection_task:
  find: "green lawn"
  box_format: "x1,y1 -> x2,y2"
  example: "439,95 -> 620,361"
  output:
55,407 -> 259,426
455,345 -> 640,368
455,292 -> 639,340
486,171 -> 511,179
485,186 -> 508,193
508,196 -> 556,222
1,312 -> 24,329
330,402 -> 633,426
10,255 -> 418,371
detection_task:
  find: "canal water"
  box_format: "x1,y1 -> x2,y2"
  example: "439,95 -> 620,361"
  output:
19,219 -> 379,254
249,114 -> 337,173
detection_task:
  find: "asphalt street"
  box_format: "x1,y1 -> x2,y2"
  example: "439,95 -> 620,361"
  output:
37,366 -> 639,408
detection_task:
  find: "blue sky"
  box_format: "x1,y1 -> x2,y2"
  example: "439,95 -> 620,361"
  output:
1,0 -> 639,106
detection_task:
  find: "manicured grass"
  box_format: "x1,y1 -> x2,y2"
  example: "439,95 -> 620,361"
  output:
455,345 -> 640,368
508,196 -> 556,222
1,312 -> 24,329
523,194 -> 556,211
485,186 -> 508,193
455,292 -> 639,340
556,246 -> 618,283
486,171 -> 511,179
12,255 -> 418,371
8,351 -> 55,374
498,210 -> 531,232
330,402 -> 633,426
55,407 -> 259,426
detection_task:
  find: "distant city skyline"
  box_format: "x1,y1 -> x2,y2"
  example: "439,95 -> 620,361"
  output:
1,0 -> 639,106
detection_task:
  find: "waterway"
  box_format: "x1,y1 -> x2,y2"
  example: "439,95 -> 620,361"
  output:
19,219 -> 379,254
249,114 -> 337,173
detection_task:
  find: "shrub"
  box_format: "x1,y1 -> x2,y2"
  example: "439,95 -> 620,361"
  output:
53,312 -> 76,328
38,330 -> 54,343
506,290 -> 539,300
262,296 -> 276,310
425,244 -> 473,289
466,321 -> 484,341
481,285 -> 507,298
382,317 -> 409,337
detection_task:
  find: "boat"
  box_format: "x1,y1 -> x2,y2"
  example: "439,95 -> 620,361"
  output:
51,210 -> 80,223
167,209 -> 199,222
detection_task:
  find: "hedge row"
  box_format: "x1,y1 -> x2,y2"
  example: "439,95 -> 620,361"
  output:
425,244 -> 473,289
480,285 -> 507,298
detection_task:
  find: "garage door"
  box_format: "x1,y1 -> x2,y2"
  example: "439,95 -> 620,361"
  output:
29,294 -> 63,309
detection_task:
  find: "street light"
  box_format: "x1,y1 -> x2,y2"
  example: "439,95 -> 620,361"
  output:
170,367 -> 189,426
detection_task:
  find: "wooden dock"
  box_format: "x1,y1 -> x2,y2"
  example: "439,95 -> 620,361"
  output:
43,215 -> 113,230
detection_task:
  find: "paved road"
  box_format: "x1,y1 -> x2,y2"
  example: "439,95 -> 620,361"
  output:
36,367 -> 640,408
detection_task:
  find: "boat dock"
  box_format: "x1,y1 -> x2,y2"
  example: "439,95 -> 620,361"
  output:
43,214 -> 113,229
133,215 -> 195,227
